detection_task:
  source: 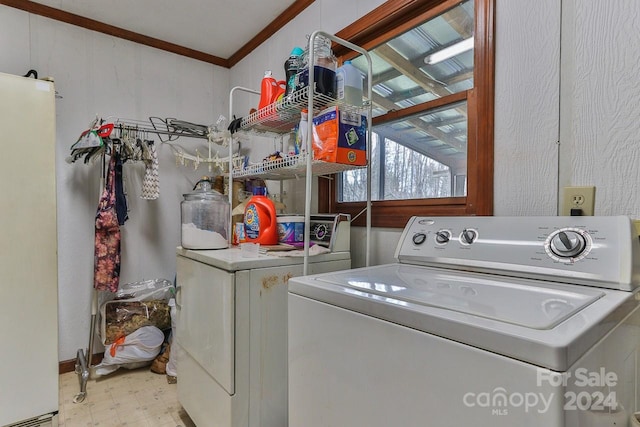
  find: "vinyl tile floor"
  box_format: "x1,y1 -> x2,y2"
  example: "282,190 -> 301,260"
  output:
58,368 -> 195,427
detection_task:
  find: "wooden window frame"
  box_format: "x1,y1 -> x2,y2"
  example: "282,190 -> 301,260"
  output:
319,0 -> 495,228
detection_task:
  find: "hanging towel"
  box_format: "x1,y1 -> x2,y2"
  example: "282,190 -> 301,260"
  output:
141,142 -> 159,200
94,153 -> 121,292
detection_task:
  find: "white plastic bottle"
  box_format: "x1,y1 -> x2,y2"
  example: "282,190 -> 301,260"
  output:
295,109 -> 308,159
336,60 -> 363,107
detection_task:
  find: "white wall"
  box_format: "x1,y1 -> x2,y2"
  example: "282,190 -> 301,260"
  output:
0,8 -> 230,361
494,0 -> 561,215
496,0 -> 640,219
559,0 -> 640,217
497,0 -> 640,218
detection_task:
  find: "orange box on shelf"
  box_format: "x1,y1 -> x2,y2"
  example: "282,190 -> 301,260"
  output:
312,106 -> 367,166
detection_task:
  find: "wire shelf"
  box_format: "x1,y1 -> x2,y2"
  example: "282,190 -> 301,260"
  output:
240,88 -> 365,134
228,30 -> 374,274
232,153 -> 366,180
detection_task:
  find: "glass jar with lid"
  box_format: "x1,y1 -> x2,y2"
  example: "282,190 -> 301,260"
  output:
181,176 -> 230,249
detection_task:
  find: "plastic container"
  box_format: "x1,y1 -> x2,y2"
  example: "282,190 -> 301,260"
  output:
295,109 -> 308,155
336,60 -> 363,107
284,47 -> 304,99
295,35 -> 337,99
181,177 -> 230,249
258,71 -> 286,111
244,187 -> 278,245
273,80 -> 286,104
277,215 -> 305,244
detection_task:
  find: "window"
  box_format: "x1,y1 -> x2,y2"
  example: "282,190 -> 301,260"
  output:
320,0 -> 495,227
341,100 -> 468,202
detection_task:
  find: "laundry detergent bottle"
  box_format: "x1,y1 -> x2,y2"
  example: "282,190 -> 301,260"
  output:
284,46 -> 304,99
243,187 -> 278,245
258,70 -> 278,111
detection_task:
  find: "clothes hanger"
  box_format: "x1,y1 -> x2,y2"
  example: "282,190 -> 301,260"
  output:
118,126 -> 136,161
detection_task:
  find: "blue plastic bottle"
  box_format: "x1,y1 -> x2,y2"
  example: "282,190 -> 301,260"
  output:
284,47 -> 304,99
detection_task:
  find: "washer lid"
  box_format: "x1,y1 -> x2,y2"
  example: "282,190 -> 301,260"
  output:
289,264 -> 635,370
316,264 -> 603,330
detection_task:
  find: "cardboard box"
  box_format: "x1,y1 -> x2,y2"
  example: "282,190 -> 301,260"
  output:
312,106 -> 367,166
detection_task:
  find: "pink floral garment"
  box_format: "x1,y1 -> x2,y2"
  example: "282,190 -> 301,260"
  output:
94,153 -> 121,292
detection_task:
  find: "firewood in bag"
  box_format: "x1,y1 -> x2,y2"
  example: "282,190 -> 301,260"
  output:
99,278 -> 174,344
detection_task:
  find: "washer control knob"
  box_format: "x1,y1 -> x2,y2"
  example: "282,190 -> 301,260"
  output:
550,230 -> 586,258
435,230 -> 451,244
460,229 -> 478,244
413,232 -> 427,245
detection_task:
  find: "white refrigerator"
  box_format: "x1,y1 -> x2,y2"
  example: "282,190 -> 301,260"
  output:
0,72 -> 59,426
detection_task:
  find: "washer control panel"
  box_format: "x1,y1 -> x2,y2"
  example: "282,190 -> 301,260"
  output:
395,216 -> 640,291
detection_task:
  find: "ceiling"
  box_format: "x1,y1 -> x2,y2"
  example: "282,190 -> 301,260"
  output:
7,0 -> 305,65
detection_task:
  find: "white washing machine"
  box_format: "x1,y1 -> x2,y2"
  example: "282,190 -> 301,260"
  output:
175,246 -> 350,427
288,216 -> 640,427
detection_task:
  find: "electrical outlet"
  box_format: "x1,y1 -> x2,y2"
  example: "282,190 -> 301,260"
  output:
562,186 -> 596,216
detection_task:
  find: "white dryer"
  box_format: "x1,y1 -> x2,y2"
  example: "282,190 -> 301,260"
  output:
288,216 -> 640,427
176,247 -> 350,427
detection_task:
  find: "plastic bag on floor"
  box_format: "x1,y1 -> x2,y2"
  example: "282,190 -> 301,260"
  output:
99,278 -> 174,345
94,325 -> 165,377
166,298 -> 181,378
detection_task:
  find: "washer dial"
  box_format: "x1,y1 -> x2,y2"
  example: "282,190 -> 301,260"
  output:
413,232 -> 427,245
434,230 -> 451,244
546,228 -> 591,261
460,228 -> 478,245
